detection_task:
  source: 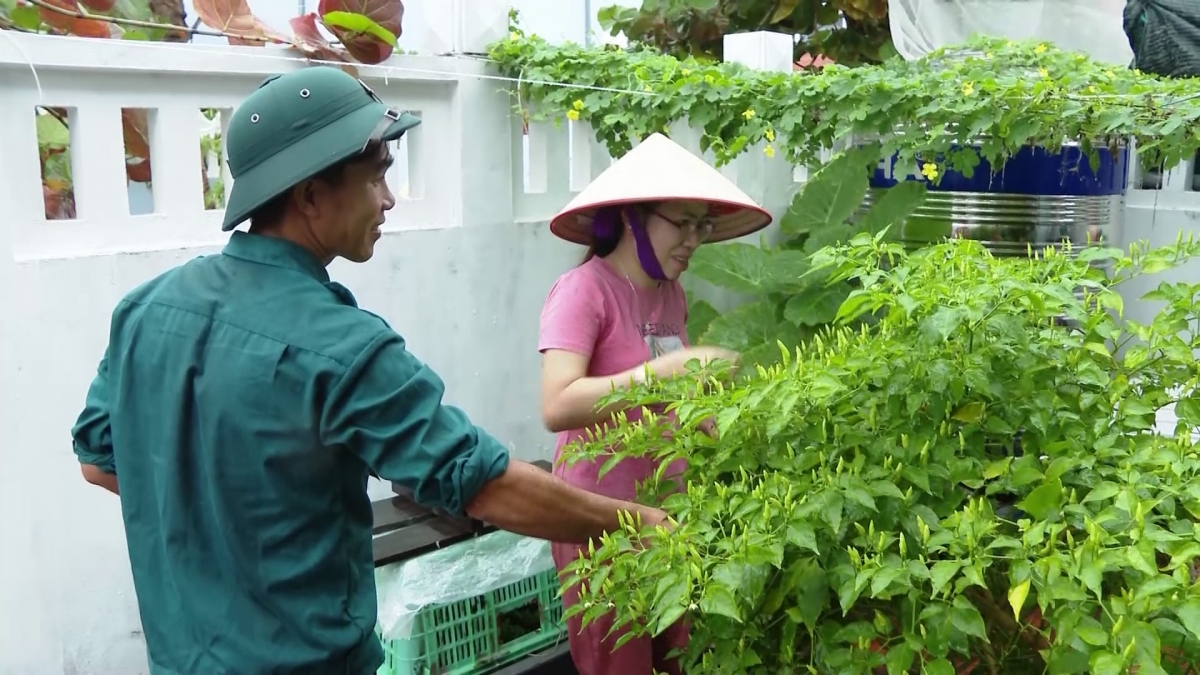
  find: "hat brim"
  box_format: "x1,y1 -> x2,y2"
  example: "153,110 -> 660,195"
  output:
221,103 -> 421,232
549,199 -> 772,245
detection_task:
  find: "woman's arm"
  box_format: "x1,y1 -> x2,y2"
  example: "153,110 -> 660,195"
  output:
540,346 -> 735,433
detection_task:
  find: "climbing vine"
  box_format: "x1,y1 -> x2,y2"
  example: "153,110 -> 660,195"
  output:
488,27 -> 1200,177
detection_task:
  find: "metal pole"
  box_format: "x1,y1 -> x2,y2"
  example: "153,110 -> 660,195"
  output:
584,0 -> 592,47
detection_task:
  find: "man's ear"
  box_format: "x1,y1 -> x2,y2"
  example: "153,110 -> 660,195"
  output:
293,180 -> 321,220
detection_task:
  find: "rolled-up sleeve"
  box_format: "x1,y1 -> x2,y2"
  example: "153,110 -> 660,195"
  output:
320,332 -> 511,515
72,349 -> 116,474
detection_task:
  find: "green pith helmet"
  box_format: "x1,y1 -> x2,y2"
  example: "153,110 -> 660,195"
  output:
221,66 -> 421,232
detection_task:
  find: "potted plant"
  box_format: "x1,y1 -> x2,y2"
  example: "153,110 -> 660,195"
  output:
558,222 -> 1200,674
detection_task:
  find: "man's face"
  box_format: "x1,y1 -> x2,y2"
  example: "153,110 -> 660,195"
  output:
308,143 -> 397,263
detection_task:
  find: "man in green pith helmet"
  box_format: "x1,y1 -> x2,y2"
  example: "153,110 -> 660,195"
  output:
70,66 -> 670,675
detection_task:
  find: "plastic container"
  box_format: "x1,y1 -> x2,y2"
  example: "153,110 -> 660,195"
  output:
377,567 -> 566,675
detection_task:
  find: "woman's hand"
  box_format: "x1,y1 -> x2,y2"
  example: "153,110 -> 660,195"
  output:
651,345 -> 739,380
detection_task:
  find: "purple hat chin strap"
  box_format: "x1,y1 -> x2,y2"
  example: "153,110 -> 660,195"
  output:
624,207 -> 668,281
589,206 -> 668,282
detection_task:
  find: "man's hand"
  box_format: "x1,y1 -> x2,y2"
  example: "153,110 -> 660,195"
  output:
466,460 -> 673,544
80,463 -> 119,495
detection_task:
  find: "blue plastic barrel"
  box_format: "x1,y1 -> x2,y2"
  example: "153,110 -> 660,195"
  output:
864,141 -> 1128,257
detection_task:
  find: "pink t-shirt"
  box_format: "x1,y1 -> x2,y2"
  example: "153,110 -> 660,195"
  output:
538,256 -> 690,502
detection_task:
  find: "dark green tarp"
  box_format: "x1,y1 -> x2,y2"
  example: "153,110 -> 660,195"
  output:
1125,0 -> 1200,78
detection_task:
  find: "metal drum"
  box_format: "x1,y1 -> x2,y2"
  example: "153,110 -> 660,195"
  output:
862,141 -> 1128,257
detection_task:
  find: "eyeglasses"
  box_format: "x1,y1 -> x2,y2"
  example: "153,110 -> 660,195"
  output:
654,210 -> 715,242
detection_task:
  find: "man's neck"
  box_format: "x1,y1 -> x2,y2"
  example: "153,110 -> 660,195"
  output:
250,223 -> 334,267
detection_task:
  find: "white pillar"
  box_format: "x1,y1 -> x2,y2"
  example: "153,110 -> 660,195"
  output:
720,31 -> 796,241
410,0 -> 514,54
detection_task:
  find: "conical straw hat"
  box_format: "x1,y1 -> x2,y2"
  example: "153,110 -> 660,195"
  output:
549,133 -> 772,245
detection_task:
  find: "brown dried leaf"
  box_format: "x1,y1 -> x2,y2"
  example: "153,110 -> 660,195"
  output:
121,108 -> 151,160
193,0 -> 286,46
317,0 -> 403,65
288,13 -> 358,76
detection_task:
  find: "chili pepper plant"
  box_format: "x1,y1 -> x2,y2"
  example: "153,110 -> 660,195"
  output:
560,217 -> 1200,674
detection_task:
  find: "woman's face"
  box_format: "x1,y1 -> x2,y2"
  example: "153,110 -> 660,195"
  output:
642,200 -> 713,280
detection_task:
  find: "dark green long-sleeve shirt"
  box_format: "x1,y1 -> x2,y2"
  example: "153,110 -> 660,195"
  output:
71,232 -> 510,675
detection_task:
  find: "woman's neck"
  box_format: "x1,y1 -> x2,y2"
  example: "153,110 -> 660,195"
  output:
605,247 -> 659,289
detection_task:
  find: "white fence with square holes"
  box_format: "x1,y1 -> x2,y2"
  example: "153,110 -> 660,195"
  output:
0,5 -> 1195,673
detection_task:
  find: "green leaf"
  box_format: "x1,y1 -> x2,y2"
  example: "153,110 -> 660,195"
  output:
699,582 -> 742,623
1083,482 -> 1121,504
858,180 -> 928,233
1077,624 -> 1109,646
686,294 -> 719,343
700,299 -> 786,366
924,657 -> 955,675
930,560 -> 960,597
687,243 -> 770,294
794,560 -> 829,630
322,11 -> 398,46
951,401 -> 985,424
653,602 -> 687,637
1008,579 -> 1031,621
782,150 -> 871,236
784,284 -> 849,327
1175,599 -> 1200,641
1017,479 -> 1065,520
787,522 -> 820,554
950,595 -> 987,639
885,643 -> 915,675
1088,651 -> 1124,675
35,112 -> 70,149
10,4 -> 39,30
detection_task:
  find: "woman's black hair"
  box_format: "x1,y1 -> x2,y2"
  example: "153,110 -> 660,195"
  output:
579,201 -> 657,265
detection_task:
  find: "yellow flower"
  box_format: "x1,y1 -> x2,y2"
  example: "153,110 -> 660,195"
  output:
1039,67 -> 1049,78
764,145 -> 775,158
962,81 -> 975,95
764,127 -> 775,142
985,52 -> 993,59
682,68 -> 692,76
921,162 -> 939,180
509,31 -> 519,41
566,109 -> 580,121
742,108 -> 756,120
1105,69 -> 1115,78
1034,44 -> 1047,54
1086,85 -> 1097,94
663,124 -> 670,134
704,74 -> 716,85
572,99 -> 584,110
644,85 -> 652,92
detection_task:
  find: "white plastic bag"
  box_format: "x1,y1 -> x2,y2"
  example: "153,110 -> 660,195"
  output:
374,530 -> 556,641
888,0 -> 1133,65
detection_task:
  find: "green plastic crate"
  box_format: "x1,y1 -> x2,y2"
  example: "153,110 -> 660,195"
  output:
377,567 -> 566,675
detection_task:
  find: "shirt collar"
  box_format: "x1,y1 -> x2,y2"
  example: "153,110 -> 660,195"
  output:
222,231 -> 330,283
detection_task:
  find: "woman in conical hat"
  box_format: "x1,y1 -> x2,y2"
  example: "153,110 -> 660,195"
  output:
537,133 -> 772,674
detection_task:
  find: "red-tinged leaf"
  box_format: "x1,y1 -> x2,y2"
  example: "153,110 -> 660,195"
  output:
317,0 -> 402,65
36,0 -> 116,37
193,0 -> 287,47
38,0 -> 79,32
288,13 -> 357,75
43,181 -> 76,220
125,157 -> 152,183
78,0 -> 115,12
121,108 -> 151,160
